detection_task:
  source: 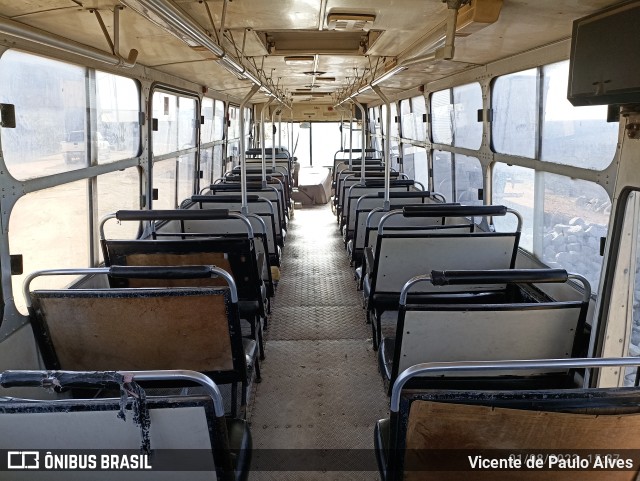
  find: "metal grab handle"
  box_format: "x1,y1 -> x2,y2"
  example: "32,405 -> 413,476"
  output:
380,206 -> 523,233
430,269 -> 569,286
390,357 -> 640,412
116,209 -> 230,221
23,265 -> 239,307
100,209 -> 254,240
399,270 -> 591,305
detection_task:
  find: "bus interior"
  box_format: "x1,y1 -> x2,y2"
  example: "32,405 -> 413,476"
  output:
1,0 -> 640,479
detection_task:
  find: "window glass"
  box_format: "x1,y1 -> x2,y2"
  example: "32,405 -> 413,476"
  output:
453,83 -> 483,150
152,92 -> 178,155
10,180 -> 89,314
368,108 -> 376,133
410,95 -> 427,141
381,105 -> 388,136
403,145 -> 427,187
95,71 -> 139,164
431,89 -> 453,144
627,193 -> 640,384
228,106 -> 240,140
213,144 -> 224,180
369,107 -> 380,151
228,140 -> 240,169
214,100 -> 225,141
433,150 -> 453,203
402,144 -> 415,179
492,163 -> 534,251
400,99 -> 414,139
390,103 -> 399,139
539,172 -> 609,289
177,152 -> 196,203
390,138 -> 400,171
413,147 -> 429,190
455,155 -> 483,206
313,122 -> 345,166
541,61 -> 617,170
292,123 -> 311,167
0,50 -> 87,179
153,158 -> 177,209
492,68 -> 537,158
97,168 -> 140,262
200,146 -> 214,188
178,97 -> 196,148
202,97 -> 215,144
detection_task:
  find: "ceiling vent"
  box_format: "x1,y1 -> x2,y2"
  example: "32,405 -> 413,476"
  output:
327,13 -> 376,32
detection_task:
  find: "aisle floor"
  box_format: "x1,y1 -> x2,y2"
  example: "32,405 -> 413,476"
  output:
247,204 -> 388,480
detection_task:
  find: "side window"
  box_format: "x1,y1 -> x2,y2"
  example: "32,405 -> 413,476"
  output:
492,68 -> 537,158
410,95 -> 426,141
492,163 -> 535,251
0,50 -> 87,179
541,61 -> 617,170
431,90 -> 452,144
95,71 -> 140,163
151,91 -> 197,208
433,150 -> 453,202
10,181 -> 90,314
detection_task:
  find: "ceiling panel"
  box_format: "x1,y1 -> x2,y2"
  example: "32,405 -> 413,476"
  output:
0,0 -> 77,18
177,0 -> 321,31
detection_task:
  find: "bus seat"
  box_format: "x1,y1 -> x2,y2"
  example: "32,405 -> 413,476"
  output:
379,269 -> 591,393
0,369 -> 251,481
25,266 -> 259,417
364,205 -> 522,349
103,219 -> 268,352
376,358 -> 640,481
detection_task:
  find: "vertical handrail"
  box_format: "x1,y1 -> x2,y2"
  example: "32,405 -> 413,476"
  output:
260,98 -> 275,188
239,84 -> 260,214
351,99 -> 367,183
348,107 -> 353,169
372,85 -> 391,210
277,109 -> 282,157
270,108 -> 278,168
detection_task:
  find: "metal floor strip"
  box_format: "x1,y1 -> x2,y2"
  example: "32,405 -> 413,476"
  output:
247,205 -> 388,480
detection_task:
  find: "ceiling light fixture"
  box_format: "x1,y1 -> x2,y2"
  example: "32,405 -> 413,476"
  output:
284,56 -> 315,65
371,66 -> 407,86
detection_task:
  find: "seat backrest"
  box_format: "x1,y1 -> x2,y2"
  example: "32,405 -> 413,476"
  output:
365,209 -> 473,255
153,212 -> 273,291
0,370 -> 236,481
191,195 -> 282,250
103,238 -> 263,302
385,358 -> 640,481
371,233 -> 519,295
30,287 -> 241,374
395,389 -> 640,481
207,184 -> 286,229
397,301 -> 584,375
344,184 -> 420,233
353,198 -> 453,255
